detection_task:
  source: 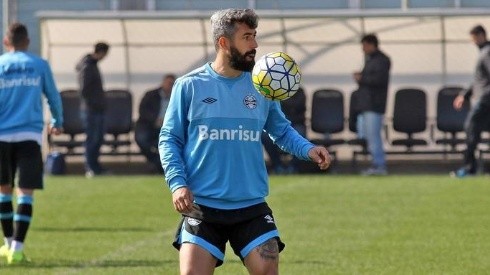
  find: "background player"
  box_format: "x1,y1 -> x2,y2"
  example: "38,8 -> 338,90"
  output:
0,22 -> 63,264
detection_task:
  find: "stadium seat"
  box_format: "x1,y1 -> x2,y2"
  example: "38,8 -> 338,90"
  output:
47,89 -> 85,155
478,126 -> 490,172
309,89 -> 346,159
432,88 -> 490,170
346,90 -> 368,165
104,89 -> 133,155
387,88 -> 428,152
434,86 -> 469,152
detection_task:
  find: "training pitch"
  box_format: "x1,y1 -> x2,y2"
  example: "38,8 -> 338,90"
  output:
0,174 -> 489,274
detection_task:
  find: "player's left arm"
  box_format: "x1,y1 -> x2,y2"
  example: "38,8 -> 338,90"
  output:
159,79 -> 190,192
42,61 -> 64,133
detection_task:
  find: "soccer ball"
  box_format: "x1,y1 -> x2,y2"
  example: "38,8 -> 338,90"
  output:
251,52 -> 301,101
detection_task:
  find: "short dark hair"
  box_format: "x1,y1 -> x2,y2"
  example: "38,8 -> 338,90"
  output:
470,25 -> 486,36
164,73 -> 177,81
94,42 -> 110,54
210,9 -> 259,50
6,22 -> 29,48
361,33 -> 379,48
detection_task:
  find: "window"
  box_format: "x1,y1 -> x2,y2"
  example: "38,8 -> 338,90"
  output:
461,0 -> 490,8
112,0 -> 154,10
408,0 -> 455,8
362,0 -> 401,9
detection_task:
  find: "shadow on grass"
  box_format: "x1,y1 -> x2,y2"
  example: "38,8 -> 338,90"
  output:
32,227 -> 155,233
0,259 -> 176,269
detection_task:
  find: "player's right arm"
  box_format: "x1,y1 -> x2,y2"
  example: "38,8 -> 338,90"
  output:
454,86 -> 472,110
158,78 -> 191,206
172,187 -> 194,214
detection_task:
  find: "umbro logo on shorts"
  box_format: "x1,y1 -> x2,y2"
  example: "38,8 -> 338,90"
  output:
202,97 -> 217,104
187,218 -> 202,226
264,215 -> 274,224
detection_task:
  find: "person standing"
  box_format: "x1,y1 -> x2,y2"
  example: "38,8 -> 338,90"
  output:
451,25 -> 490,177
135,73 -> 176,173
0,22 -> 63,264
76,42 -> 110,178
262,86 -> 307,174
353,33 -> 391,176
159,8 -> 331,274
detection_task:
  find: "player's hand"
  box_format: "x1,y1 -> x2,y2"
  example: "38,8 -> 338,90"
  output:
353,72 -> 362,82
453,95 -> 465,110
308,146 -> 332,170
172,187 -> 194,214
49,126 -> 63,135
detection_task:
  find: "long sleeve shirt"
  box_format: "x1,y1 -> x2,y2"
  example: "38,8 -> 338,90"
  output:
0,51 -> 63,144
159,63 -> 314,209
463,42 -> 490,105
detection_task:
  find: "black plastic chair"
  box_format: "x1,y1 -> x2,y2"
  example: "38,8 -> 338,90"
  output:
104,89 -> 133,153
309,89 -> 346,153
346,90 -> 368,164
435,86 -> 469,151
47,89 -> 85,154
389,88 -> 428,151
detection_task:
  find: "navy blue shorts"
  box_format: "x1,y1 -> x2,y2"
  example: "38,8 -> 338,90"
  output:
172,202 -> 285,266
0,141 -> 44,189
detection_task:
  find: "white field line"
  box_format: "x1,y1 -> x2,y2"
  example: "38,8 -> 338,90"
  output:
55,229 -> 174,275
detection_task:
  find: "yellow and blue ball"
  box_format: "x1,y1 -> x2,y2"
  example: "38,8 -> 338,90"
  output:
252,52 -> 301,101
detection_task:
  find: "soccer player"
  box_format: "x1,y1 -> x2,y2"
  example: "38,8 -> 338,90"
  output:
0,23 -> 63,264
159,9 -> 331,274
451,24 -> 490,177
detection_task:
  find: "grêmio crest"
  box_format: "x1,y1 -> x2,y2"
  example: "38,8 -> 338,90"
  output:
243,94 -> 257,109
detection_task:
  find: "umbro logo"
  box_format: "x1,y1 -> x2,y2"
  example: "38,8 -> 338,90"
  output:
202,97 -> 217,104
187,218 -> 202,226
264,215 -> 275,224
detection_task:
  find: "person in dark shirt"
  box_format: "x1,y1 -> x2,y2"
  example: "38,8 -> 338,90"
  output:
451,25 -> 490,177
135,74 -> 176,173
353,33 -> 391,176
76,42 -> 110,178
262,87 -> 307,174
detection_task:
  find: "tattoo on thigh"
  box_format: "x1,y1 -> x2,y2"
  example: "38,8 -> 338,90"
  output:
256,239 -> 279,261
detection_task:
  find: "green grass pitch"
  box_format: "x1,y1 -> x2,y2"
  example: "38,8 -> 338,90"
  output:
1,174 -> 489,274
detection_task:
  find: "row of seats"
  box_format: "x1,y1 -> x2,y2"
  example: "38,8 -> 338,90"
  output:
48,89 -> 134,156
309,86 -> 489,164
50,87 -> 489,164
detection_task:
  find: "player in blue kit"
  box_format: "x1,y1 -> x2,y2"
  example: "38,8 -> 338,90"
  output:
159,9 -> 331,274
0,23 -> 63,264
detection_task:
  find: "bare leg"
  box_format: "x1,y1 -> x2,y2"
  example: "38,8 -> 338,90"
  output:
179,243 -> 217,275
244,238 -> 279,275
0,185 -> 13,195
16,188 -> 33,197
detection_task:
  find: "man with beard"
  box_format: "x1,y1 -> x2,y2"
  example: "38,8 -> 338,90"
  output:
159,8 -> 331,274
